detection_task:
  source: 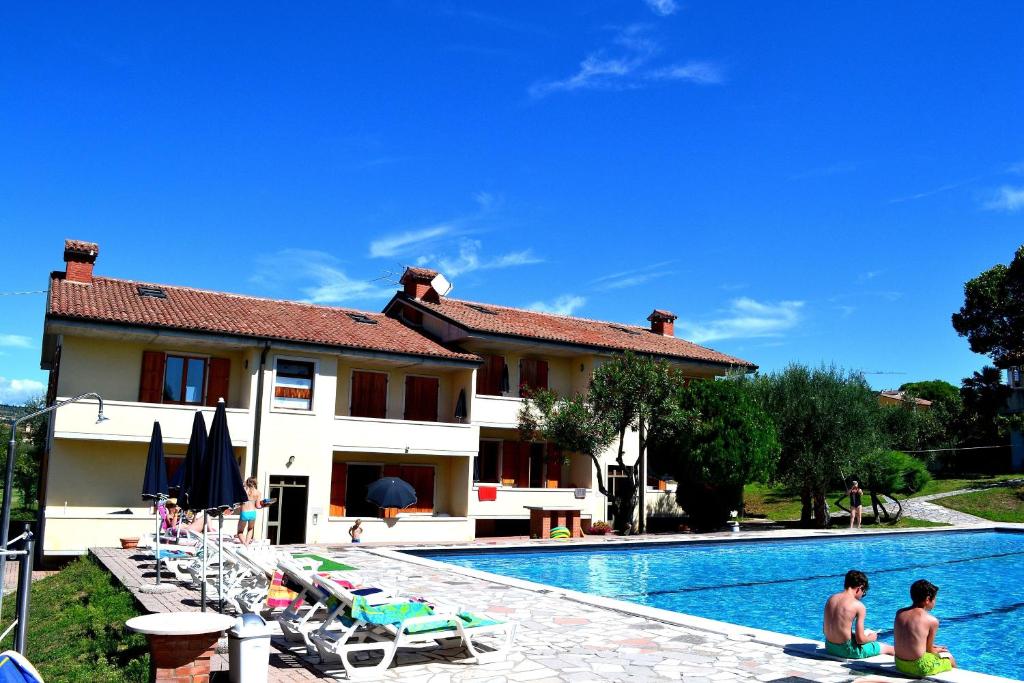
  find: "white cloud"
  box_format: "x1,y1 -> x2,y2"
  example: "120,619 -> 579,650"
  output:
645,0 -> 678,16
680,298 -> 804,344
529,25 -> 721,98
527,295 -> 587,316
253,250 -> 394,304
647,62 -> 724,85
430,240 -> 542,277
0,335 -> 31,348
1007,161 -> 1024,174
369,225 -> 453,258
0,377 -> 45,404
983,185 -> 1024,212
590,261 -> 675,291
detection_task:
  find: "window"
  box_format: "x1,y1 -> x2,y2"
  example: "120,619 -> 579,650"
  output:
518,358 -> 548,397
137,285 -> 167,299
163,355 -> 206,404
351,371 -> 388,419
274,359 -> 315,410
346,312 -> 377,325
474,441 -> 501,483
344,464 -> 382,517
404,376 -> 439,422
475,355 -> 506,396
465,303 -> 498,315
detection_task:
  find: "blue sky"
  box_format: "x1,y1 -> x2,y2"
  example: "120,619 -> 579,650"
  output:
1,2 -> 1022,403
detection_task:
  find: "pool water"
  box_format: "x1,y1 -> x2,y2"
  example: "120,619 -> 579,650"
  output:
420,531 -> 1024,680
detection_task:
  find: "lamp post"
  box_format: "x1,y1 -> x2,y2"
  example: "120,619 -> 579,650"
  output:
0,392 -> 106,615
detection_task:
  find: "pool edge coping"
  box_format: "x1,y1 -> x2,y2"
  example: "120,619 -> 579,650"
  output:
364,524 -> 1024,683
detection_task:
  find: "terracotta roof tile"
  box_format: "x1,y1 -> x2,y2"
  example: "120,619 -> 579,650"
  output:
406,296 -> 756,368
47,274 -> 479,363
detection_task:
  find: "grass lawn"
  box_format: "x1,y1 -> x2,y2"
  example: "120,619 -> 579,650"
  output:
0,555 -> 148,682
935,485 -> 1024,523
908,473 -> 1022,498
742,483 -> 948,528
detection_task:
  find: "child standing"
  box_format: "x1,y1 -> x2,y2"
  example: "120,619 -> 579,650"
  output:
348,519 -> 363,544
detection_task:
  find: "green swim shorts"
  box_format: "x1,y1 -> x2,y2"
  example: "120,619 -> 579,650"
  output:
825,638 -> 882,659
895,653 -> 954,677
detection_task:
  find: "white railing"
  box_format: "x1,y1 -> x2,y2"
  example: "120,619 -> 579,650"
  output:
332,415 -> 478,457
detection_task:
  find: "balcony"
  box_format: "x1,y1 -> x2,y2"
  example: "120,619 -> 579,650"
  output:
51,398 -> 251,446
473,394 -> 524,428
467,485 -> 595,518
332,415 -> 478,457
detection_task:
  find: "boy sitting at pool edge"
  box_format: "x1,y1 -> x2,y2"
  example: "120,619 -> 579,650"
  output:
823,570 -> 894,658
893,579 -> 957,676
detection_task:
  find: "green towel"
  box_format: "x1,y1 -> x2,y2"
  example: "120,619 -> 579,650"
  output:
351,595 -> 434,626
403,611 -> 501,634
290,553 -> 356,572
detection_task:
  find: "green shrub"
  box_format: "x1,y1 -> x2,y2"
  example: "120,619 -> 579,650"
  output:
859,450 -> 931,496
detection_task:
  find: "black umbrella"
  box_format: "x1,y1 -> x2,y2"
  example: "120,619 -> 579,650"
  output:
454,389 -> 467,422
198,399 -> 247,612
172,411 -> 207,512
140,422 -> 169,586
366,477 -> 417,510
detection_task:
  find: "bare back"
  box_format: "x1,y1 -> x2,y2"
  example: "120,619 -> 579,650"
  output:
824,591 -> 866,644
893,606 -> 937,660
241,485 -> 260,512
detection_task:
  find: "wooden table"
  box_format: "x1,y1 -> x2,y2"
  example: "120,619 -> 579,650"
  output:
524,505 -> 584,539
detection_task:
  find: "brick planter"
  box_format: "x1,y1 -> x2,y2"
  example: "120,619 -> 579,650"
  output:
126,612 -> 234,683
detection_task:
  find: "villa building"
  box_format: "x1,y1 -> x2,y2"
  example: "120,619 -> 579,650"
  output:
37,240 -> 754,558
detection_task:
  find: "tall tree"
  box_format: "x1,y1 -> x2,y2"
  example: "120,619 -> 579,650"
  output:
650,377 -> 779,530
753,364 -> 881,527
952,244 -> 1024,368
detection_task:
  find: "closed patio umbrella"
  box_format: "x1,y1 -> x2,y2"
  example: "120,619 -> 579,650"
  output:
198,398 -> 247,612
140,422 -> 169,587
171,411 -> 207,513
454,389 -> 467,422
366,477 -> 417,510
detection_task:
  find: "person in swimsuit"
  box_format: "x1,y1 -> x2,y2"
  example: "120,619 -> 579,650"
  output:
823,570 -> 894,659
893,579 -> 957,677
237,477 -> 262,547
349,518 -> 363,543
848,480 -> 864,529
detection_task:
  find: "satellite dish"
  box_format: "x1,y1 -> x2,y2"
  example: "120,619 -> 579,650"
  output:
431,273 -> 453,297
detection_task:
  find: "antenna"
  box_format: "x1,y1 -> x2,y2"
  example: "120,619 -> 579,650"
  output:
431,273 -> 453,297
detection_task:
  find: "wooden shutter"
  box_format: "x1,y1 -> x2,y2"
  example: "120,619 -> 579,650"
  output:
383,464 -> 401,478
139,351 -> 166,403
401,465 -> 434,512
475,359 -> 490,395
501,440 -> 520,486
476,355 -> 505,396
330,462 -> 347,517
352,371 -> 387,419
404,376 -> 438,422
536,360 -> 548,391
547,445 -> 562,488
206,357 -> 230,406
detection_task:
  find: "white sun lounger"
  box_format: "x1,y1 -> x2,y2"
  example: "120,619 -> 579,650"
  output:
307,575 -> 516,680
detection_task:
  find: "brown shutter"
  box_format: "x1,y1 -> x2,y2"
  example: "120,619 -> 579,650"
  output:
369,373 -> 387,418
401,465 -> 434,512
383,464 -> 401,478
139,351 -> 166,403
352,371 -> 387,419
501,440 -> 519,486
547,445 -> 562,488
491,355 -> 505,394
206,357 -> 230,406
404,376 -> 438,422
475,359 -> 490,395
330,462 -> 347,516
518,359 -> 532,397
536,360 -> 549,391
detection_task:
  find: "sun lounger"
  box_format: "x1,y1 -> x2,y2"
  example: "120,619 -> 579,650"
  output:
307,576 -> 515,679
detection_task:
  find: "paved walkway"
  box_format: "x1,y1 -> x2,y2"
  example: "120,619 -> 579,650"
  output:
900,481 -> 1023,526
94,542 -> 881,682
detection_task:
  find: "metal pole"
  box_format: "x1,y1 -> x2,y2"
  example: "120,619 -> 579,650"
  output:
217,513 -> 224,613
15,525 -> 33,654
154,499 -> 162,585
0,422 -> 18,619
200,518 -> 208,612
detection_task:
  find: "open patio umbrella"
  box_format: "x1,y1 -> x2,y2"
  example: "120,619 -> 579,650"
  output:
171,411 -> 207,513
366,477 -> 417,510
198,398 -> 247,612
140,421 -> 169,586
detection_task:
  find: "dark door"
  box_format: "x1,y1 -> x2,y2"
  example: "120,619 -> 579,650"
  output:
529,443 -> 545,488
267,475 -> 308,545
345,464 -> 383,518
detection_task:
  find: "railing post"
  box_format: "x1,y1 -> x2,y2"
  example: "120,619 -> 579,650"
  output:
14,524 -> 33,654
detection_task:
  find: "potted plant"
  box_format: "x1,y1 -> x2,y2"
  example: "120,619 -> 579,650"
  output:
587,520 -> 612,535
120,537 -> 140,549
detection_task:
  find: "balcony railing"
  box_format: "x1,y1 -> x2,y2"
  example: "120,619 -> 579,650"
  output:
51,398 -> 251,446
472,394 -> 524,428
467,484 -> 593,517
332,415 -> 478,457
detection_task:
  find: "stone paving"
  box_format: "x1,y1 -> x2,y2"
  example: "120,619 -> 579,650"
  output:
899,482 -> 1024,526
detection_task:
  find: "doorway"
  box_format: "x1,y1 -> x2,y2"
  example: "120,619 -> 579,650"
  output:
267,475 -> 308,545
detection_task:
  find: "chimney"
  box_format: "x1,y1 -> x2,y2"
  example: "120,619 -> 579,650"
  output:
647,309 -> 677,336
63,239 -> 100,284
400,266 -> 441,303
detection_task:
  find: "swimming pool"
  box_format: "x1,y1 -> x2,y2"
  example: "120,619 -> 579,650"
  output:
418,530 -> 1024,680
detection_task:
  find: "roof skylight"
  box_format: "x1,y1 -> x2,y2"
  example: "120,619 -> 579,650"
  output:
136,286 -> 167,299
465,303 -> 498,315
346,312 -> 378,325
